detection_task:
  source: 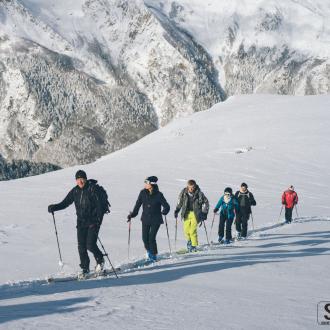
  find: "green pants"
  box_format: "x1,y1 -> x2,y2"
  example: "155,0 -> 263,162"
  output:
184,211 -> 198,247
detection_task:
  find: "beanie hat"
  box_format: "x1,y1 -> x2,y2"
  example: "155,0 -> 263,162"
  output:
75,170 -> 87,180
289,185 -> 294,191
241,182 -> 248,188
145,176 -> 158,185
224,187 -> 232,194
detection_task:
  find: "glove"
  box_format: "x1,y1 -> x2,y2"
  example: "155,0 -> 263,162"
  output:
213,208 -> 219,214
127,213 -> 132,222
174,210 -> 179,219
200,212 -> 207,221
161,210 -> 168,215
199,221 -> 204,227
48,204 -> 55,213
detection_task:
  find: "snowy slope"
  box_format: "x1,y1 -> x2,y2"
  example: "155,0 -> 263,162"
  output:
0,95 -> 329,329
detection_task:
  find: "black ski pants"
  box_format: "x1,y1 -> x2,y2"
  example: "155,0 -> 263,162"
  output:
285,207 -> 293,222
77,225 -> 104,270
218,214 -> 233,240
142,223 -> 161,255
236,212 -> 250,237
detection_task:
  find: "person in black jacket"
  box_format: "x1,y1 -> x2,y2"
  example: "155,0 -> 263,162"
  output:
234,182 -> 256,240
127,176 -> 170,261
48,170 -> 105,275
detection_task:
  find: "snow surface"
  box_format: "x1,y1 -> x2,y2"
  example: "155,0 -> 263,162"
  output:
0,94 -> 329,329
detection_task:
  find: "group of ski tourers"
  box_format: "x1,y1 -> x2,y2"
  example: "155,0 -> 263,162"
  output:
48,170 -> 299,277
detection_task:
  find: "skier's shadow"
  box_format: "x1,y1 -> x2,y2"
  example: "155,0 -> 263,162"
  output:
1,243 -> 329,304
252,230 -> 330,248
0,297 -> 90,325
0,257 -> 276,307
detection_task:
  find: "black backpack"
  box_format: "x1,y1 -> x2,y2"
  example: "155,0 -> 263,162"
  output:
90,182 -> 111,216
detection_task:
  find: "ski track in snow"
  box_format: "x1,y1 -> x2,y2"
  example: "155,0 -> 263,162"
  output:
1,216 -> 325,288
0,219 -> 329,329
0,218 -> 328,287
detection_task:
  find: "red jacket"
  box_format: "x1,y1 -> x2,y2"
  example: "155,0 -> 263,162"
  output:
282,190 -> 298,208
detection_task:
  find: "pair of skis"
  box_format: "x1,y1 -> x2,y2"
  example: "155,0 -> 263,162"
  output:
47,268 -> 121,283
50,212 -> 118,279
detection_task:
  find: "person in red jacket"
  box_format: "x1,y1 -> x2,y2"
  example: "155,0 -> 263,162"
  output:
282,185 -> 298,223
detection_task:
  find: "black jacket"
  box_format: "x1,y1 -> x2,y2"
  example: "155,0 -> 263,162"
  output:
130,186 -> 170,225
234,190 -> 256,215
52,179 -> 103,227
175,185 -> 209,222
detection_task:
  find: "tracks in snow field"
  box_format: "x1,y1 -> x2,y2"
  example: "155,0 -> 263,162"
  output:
0,217 -> 329,292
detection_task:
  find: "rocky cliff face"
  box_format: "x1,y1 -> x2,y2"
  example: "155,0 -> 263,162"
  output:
148,0 -> 330,96
0,0 -> 329,177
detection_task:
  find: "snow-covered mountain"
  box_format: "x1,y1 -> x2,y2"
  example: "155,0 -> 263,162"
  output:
0,94 -> 329,329
0,0 -> 329,172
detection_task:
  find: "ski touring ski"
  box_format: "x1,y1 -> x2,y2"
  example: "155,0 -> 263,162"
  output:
47,268 -> 121,283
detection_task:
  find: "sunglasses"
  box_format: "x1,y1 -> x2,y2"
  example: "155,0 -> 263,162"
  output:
145,180 -> 156,185
224,192 -> 231,196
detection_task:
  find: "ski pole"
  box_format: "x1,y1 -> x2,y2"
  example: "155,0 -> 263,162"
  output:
128,220 -> 132,261
51,212 -> 64,268
175,217 -> 178,251
295,205 -> 299,218
97,237 -> 118,278
277,206 -> 284,223
250,211 -> 255,231
203,221 -> 210,245
164,216 -> 172,255
210,213 -> 216,242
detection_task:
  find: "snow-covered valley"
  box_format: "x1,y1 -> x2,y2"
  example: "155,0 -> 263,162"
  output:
0,0 -> 329,171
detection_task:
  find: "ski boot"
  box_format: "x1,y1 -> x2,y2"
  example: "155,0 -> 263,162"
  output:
190,246 -> 198,252
78,268 -> 90,280
236,232 -> 242,240
150,253 -> 157,262
187,240 -> 192,252
146,250 -> 157,262
95,261 -> 105,274
146,250 -> 153,260
218,236 -> 224,244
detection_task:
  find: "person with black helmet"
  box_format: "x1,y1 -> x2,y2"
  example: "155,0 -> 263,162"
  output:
213,187 -> 239,244
47,170 -> 106,277
234,183 -> 256,240
127,176 -> 170,261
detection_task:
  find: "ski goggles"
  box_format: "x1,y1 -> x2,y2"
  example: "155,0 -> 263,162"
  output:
144,180 -> 156,185
224,192 -> 231,196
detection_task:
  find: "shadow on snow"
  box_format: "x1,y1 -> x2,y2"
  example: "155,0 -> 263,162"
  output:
0,297 -> 91,325
1,227 -> 329,304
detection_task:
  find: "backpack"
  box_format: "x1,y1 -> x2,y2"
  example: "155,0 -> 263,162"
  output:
238,192 -> 250,199
91,183 -> 111,216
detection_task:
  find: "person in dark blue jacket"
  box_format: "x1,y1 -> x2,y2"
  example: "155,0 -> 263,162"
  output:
127,176 -> 170,261
213,187 -> 239,244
